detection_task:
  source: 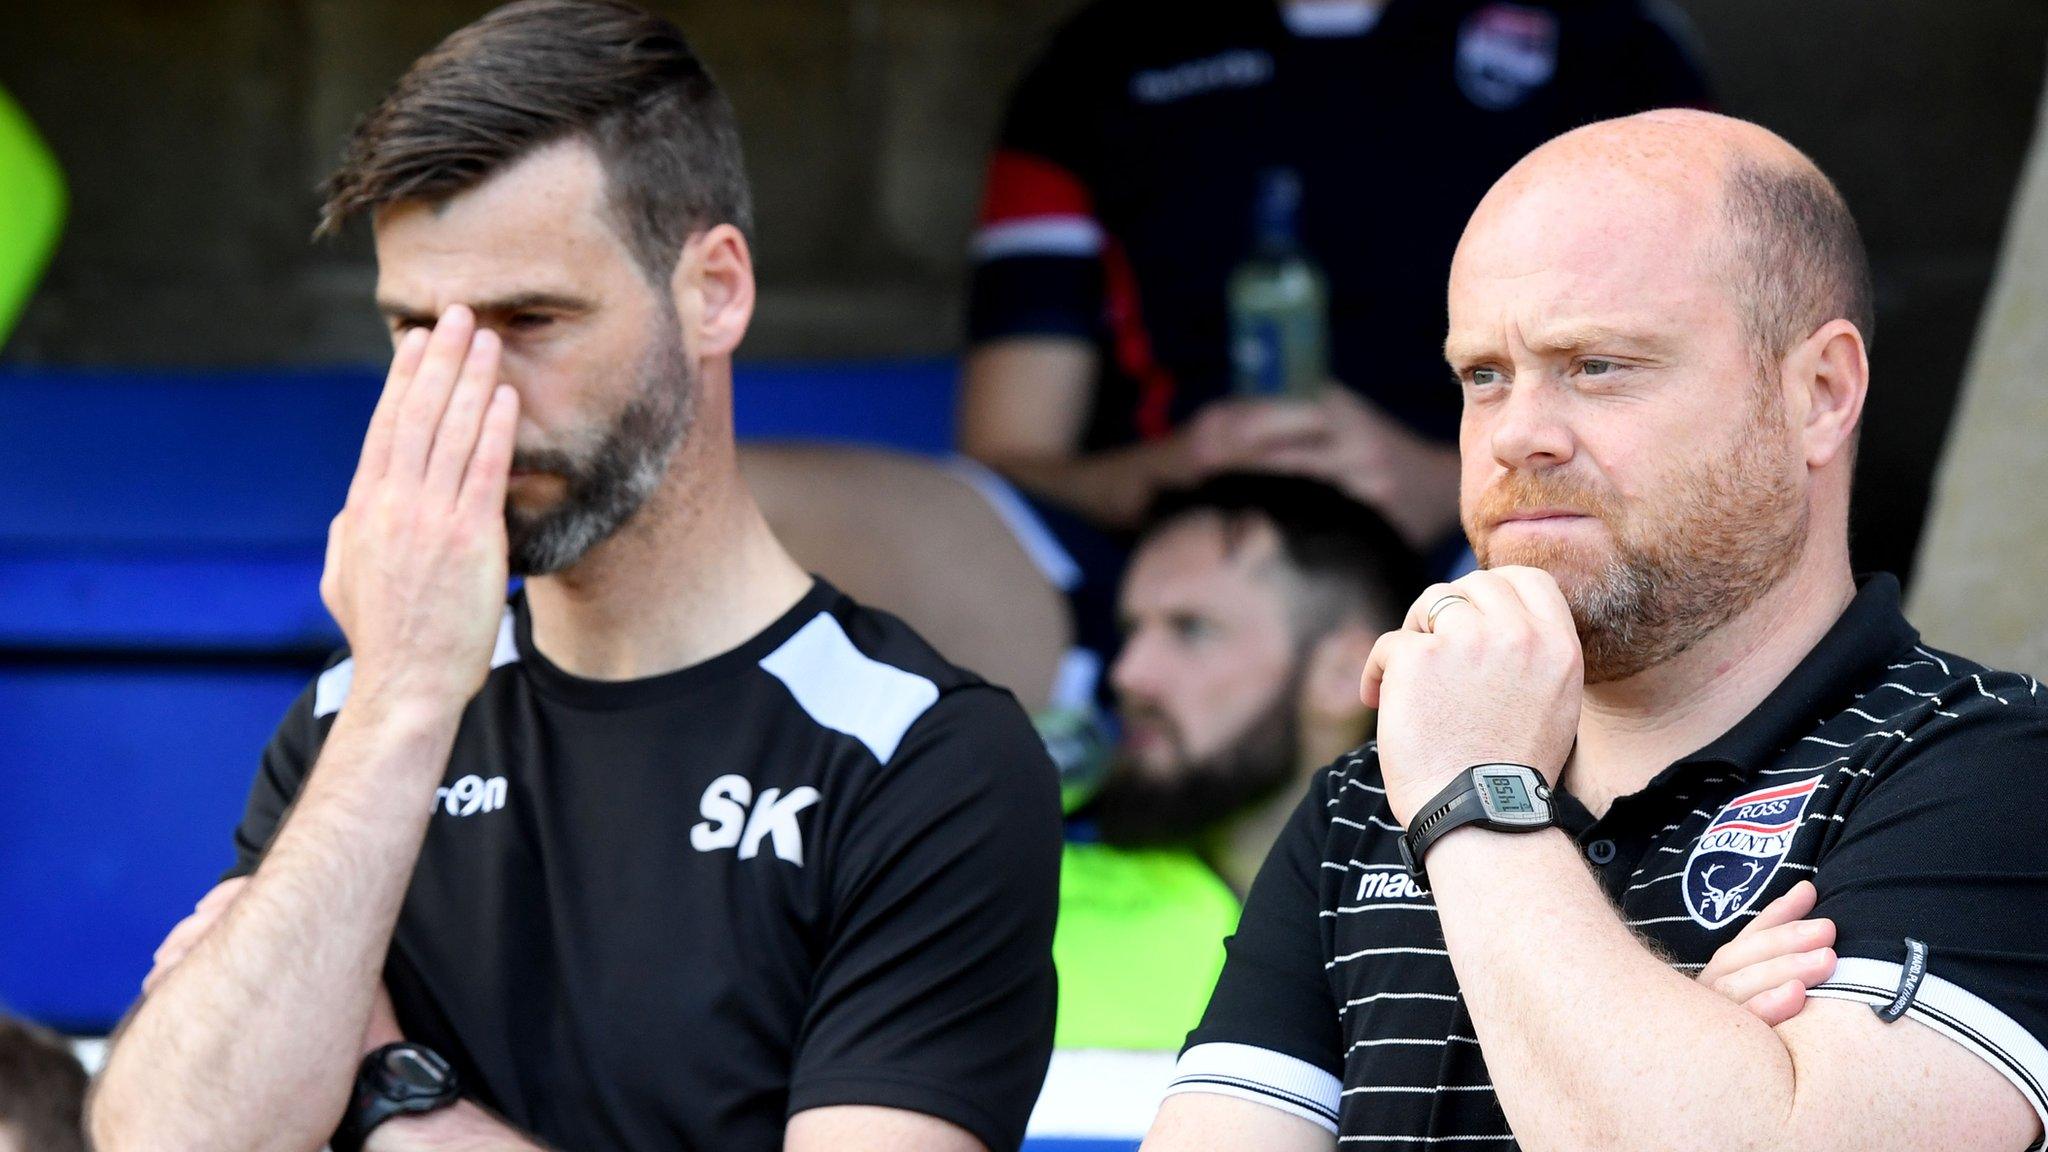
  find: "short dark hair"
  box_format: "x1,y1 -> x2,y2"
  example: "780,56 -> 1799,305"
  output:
317,0 -> 752,281
0,1016 -> 87,1152
1143,473 -> 1426,640
1719,157 -> 1875,382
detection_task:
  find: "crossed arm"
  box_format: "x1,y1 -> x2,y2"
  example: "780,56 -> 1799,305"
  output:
133,879 -> 984,1152
1415,826 -> 2037,1152
1145,567 -> 2043,1152
94,310 -> 989,1152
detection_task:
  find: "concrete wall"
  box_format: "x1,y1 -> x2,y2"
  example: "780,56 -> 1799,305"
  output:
1907,67 -> 2048,673
2,0 -> 2044,581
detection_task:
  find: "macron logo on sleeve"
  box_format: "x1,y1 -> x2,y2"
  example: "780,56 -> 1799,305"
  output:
690,774 -> 821,866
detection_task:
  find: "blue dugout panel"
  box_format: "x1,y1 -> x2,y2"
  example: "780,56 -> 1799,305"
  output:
0,361 -> 956,1028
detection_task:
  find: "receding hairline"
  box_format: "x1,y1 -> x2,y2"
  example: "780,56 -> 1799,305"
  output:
1453,112 -> 1872,374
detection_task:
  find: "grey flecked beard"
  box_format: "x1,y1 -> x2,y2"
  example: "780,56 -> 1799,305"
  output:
505,323 -> 695,577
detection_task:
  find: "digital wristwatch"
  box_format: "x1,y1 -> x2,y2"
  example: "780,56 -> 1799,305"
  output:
330,1041 -> 461,1152
1398,763 -> 1556,883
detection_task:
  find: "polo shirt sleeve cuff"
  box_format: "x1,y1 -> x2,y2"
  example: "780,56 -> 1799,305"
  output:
787,1069 -> 1017,1152
1163,1042 -> 1341,1134
1809,956 -> 2048,1148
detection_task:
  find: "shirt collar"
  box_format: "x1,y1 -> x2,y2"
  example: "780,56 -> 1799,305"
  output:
1673,572 -> 1918,774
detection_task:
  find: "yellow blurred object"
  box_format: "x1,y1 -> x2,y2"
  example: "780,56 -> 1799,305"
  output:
0,86 -> 65,349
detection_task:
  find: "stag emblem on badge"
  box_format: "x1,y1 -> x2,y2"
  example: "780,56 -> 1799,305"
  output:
1682,777 -> 1823,930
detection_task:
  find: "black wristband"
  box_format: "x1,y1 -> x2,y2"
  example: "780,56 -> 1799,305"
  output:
1398,763 -> 1554,882
332,1042 -> 461,1152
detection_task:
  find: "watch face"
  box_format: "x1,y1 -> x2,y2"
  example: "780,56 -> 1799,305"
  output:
381,1047 -> 452,1096
1484,771 -> 1535,815
1475,766 -> 1550,826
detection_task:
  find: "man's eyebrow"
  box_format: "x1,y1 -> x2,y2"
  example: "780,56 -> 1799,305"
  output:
1443,334 -> 1499,366
375,291 -> 596,325
1527,324 -> 1674,356
1443,325 -> 1674,364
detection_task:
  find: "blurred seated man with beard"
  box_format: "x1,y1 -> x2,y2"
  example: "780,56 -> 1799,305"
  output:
1054,473 -> 1422,1050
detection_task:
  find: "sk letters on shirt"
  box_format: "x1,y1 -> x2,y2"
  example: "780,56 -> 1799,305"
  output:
1168,575 -> 2048,1148
226,581 -> 1061,1152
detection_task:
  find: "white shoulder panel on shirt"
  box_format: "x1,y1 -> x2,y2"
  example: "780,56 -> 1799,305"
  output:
759,612 -> 941,765
312,607 -> 520,719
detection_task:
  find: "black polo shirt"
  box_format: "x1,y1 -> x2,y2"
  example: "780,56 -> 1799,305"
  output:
967,0 -> 1711,451
225,580 -> 1061,1152
1168,574 -> 2048,1146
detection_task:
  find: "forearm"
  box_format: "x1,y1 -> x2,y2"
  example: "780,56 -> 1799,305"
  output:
92,702 -> 461,1152
981,439 -> 1184,530
367,1103 -> 556,1152
1425,828 -> 1797,1152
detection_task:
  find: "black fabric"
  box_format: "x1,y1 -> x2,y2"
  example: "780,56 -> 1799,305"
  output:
1187,574 -> 2048,1143
226,582 -> 1062,1152
969,0 -> 1714,451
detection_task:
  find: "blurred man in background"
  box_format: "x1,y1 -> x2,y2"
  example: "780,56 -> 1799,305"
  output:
0,1015 -> 87,1152
961,0 -> 1713,688
0,85 -> 64,349
1054,473 -> 1421,1050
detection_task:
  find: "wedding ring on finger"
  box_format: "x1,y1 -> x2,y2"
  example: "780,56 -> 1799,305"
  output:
1424,593 -> 1474,633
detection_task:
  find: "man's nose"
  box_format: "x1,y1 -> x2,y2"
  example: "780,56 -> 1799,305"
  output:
1109,629 -> 1165,700
1485,373 -> 1576,472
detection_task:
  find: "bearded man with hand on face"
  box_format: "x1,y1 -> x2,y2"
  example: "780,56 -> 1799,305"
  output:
87,5 -> 1060,1152
1142,109 -> 2048,1152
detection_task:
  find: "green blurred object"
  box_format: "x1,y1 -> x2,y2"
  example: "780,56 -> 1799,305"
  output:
0,86 -> 65,350
1053,840 -> 1241,1050
1037,707 -> 1242,1049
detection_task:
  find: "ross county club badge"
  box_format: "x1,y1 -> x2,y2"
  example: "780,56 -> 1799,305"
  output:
1455,3 -> 1560,111
1682,776 -> 1822,930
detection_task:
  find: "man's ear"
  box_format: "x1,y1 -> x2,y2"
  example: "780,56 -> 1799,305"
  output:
1302,620 -> 1378,726
672,223 -> 755,360
1783,318 -> 1868,470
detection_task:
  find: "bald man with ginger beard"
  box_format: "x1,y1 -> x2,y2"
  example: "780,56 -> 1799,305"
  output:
1139,110 -> 2048,1152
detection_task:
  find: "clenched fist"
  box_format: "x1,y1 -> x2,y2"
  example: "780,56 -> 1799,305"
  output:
1363,566 -> 1584,826
321,306 -> 520,719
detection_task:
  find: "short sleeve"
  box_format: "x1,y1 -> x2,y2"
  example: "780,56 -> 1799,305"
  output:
1806,680 -> 2048,1135
786,686 -> 1063,1152
965,16 -> 1113,347
1165,768 -> 1344,1133
222,659 -> 341,881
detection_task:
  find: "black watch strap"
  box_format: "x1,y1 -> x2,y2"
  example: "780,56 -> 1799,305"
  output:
331,1042 -> 461,1152
1398,763 -> 1555,882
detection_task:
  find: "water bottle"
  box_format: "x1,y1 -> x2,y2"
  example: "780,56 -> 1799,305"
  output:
1229,168 -> 1329,400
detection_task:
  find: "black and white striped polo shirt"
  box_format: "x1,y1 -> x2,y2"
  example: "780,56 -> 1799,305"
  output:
1166,574 -> 2048,1146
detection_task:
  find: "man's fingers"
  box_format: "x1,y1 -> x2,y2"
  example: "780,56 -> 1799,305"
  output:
1403,581 -> 1479,634
1696,883 -> 1822,984
1700,915 -> 1836,983
1741,979 -> 1812,1028
1361,629 -> 1426,710
458,385 -> 520,520
144,878 -> 251,993
351,326 -> 431,506
1710,946 -> 1837,1009
1230,400 -> 1327,450
1485,565 -> 1577,636
424,329 -> 502,502
388,306 -> 478,482
193,876 -> 248,914
1743,880 -> 1819,937
1247,442 -> 1344,480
